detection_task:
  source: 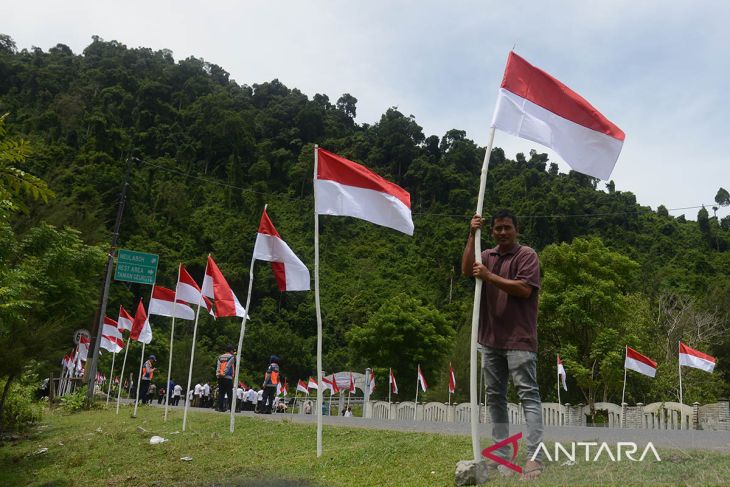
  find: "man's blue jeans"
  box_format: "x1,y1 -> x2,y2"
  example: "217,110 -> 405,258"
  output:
482,346 -> 544,462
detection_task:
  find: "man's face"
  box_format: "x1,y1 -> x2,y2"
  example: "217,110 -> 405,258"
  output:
491,217 -> 517,247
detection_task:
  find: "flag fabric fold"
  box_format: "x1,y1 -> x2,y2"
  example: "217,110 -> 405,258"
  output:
253,208 -> 311,291
307,376 -> 319,391
297,379 -> 309,394
315,148 -> 414,235
389,369 -> 398,394
417,365 -> 428,392
448,363 -> 456,394
322,376 -> 339,394
625,346 -> 657,378
368,371 -> 376,394
202,256 -> 246,318
491,51 -> 625,180
679,342 -> 716,373
130,298 -> 152,344
117,305 -> 133,332
557,355 -> 568,391
149,285 -> 196,320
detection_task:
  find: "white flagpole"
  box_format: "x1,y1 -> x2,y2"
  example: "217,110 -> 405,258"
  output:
182,260 -> 207,432
313,145 -> 324,457
106,351 -> 116,406
115,337 -> 131,414
678,341 -> 683,413
469,127 -> 496,460
164,265 -> 182,422
621,346 -> 627,407
414,365 -> 419,421
230,247 -> 257,433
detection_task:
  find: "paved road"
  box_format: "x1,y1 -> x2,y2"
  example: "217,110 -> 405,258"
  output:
132,400 -> 730,452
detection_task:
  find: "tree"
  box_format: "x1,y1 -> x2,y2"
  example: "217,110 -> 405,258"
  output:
715,187 -> 730,208
346,294 -> 453,398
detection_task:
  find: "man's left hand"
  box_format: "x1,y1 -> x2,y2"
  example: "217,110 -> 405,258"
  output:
472,262 -> 492,282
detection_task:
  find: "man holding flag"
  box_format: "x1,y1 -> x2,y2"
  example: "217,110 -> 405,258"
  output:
462,209 -> 543,477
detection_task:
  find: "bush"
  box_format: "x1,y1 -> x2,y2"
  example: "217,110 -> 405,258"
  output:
0,380 -> 43,432
59,386 -> 104,413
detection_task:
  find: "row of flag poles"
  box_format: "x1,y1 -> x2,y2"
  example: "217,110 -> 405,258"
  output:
72,50 -> 723,460
554,343 -> 717,409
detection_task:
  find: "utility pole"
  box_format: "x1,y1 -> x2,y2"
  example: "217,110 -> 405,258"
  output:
86,158 -> 133,400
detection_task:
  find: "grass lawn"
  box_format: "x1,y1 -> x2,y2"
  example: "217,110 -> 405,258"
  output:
1,405 -> 729,486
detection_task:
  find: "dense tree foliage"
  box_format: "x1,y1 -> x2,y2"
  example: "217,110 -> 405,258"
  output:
0,35 -> 727,407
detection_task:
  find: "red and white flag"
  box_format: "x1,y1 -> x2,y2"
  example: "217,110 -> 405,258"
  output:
253,208 -> 310,291
491,52 -> 625,180
349,372 -> 356,394
322,376 -> 339,394
307,376 -> 319,391
278,381 -> 288,397
625,346 -> 657,378
679,342 -> 716,373
202,256 -> 246,318
130,298 -> 152,344
297,379 -> 309,394
118,305 -> 133,332
389,368 -> 398,394
448,363 -> 456,394
417,365 -> 428,392
315,148 -> 414,235
368,371 -> 376,394
176,264 -> 216,319
101,316 -> 124,352
149,285 -> 196,320
77,336 -> 90,362
557,355 -> 568,391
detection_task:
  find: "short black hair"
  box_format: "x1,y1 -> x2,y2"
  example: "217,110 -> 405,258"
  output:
226,344 -> 235,353
491,209 -> 517,228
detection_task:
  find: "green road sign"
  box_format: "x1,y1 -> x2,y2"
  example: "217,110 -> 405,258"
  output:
114,249 -> 159,285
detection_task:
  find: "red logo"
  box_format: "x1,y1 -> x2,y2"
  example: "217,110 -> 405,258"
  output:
481,432 -> 523,474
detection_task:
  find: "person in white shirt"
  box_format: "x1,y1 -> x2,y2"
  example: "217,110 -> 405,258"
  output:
235,386 -> 244,412
244,387 -> 256,411
173,384 -> 182,406
344,406 -> 353,417
194,383 -> 203,407
202,382 -> 211,408
187,389 -> 194,403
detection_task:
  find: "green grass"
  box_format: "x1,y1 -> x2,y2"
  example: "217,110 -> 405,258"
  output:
1,406 -> 729,486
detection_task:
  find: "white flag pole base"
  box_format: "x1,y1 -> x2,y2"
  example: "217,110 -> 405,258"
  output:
132,342 -> 146,418
230,255 -> 256,433
115,337 -> 131,414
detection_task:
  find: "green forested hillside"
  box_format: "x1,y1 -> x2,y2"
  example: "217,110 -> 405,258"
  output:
1,34 -> 728,410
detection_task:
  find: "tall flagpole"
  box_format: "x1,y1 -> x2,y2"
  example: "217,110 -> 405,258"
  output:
621,346 -> 627,407
106,351 -> 116,406
313,145 -> 324,457
115,337 -> 131,414
132,285 -> 156,418
678,341 -> 683,417
388,368 -> 392,406
469,127 -> 496,460
183,260 -> 207,432
230,248 -> 257,433
414,365 -> 419,421
164,264 -> 182,422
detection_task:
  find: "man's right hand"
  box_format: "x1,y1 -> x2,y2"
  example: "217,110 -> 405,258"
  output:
470,214 -> 485,236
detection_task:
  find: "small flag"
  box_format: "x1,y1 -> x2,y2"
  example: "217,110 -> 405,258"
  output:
322,376 -> 339,394
307,376 -> 319,391
297,379 -> 309,394
368,371 -> 376,394
448,363 -> 456,394
349,372 -> 356,394
253,207 -> 310,291
130,298 -> 152,344
202,256 -> 246,318
389,368 -> 398,394
176,264 -> 216,318
557,355 -> 568,391
149,285 -> 196,320
315,148 -> 414,235
491,51 -> 624,180
118,305 -> 133,332
679,342 -> 716,373
417,365 -> 428,392
624,346 -> 657,378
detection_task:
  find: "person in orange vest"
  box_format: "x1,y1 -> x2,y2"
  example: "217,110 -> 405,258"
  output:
216,345 -> 236,412
138,355 -> 156,405
259,355 -> 280,414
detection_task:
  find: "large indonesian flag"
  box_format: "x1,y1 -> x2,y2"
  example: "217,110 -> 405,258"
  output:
322,376 -> 339,394
297,379 -> 309,394
557,355 -> 568,391
307,376 -> 319,391
315,148 -> 414,235
176,264 -> 216,319
624,346 -> 657,378
118,305 -> 133,332
253,208 -> 310,291
448,363 -> 456,394
417,365 -> 428,392
130,298 -> 152,344
389,368 -> 398,394
148,285 -> 196,320
491,52 -> 625,180
202,256 -> 246,318
679,342 -> 716,373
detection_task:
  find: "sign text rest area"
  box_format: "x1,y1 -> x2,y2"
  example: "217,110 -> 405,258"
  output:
114,249 -> 158,285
